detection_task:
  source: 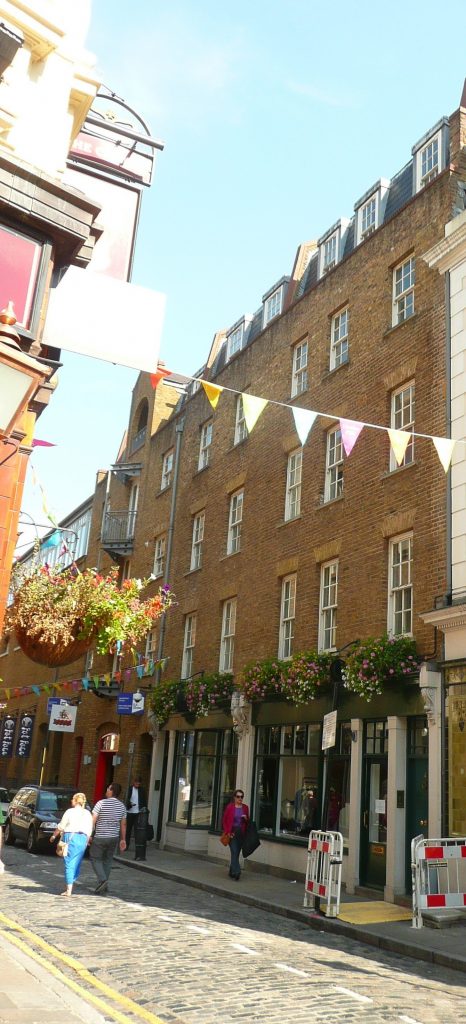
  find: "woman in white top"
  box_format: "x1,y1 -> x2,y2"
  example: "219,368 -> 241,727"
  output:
50,792 -> 93,897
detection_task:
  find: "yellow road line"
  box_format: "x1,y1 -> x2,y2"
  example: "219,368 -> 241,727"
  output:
0,911 -> 166,1024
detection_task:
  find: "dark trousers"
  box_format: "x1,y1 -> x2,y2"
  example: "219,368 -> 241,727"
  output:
229,829 -> 243,878
89,837 -> 118,883
126,813 -> 139,847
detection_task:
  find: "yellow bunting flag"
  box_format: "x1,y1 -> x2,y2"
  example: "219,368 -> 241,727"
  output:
242,393 -> 268,433
387,428 -> 411,466
432,436 -> 456,473
4,689 -> 10,699
202,381 -> 224,409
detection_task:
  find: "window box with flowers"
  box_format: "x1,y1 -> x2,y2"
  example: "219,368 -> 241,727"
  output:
239,651 -> 334,704
342,634 -> 420,701
147,672 -> 235,725
6,560 -> 175,668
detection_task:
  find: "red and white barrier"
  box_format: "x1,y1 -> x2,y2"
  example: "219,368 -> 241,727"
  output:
303,830 -> 343,918
411,834 -> 466,928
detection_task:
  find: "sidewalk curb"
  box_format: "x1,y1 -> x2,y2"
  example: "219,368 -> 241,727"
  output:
114,855 -> 466,976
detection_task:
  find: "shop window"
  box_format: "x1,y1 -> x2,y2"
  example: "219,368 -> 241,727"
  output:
253,723 -> 321,840
170,729 -> 238,830
170,731 -> 195,824
325,722 -> 351,842
364,720 -> 388,755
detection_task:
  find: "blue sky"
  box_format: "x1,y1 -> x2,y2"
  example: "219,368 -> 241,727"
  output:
19,0 -> 466,549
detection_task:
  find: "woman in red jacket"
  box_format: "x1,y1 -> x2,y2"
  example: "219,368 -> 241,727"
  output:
222,788 -> 249,880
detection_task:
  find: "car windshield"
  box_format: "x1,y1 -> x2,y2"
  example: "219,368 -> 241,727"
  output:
37,791 -> 73,813
0,788 -> 8,802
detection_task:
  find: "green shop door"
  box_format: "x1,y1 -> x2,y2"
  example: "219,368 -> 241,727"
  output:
405,716 -> 429,891
360,721 -> 388,890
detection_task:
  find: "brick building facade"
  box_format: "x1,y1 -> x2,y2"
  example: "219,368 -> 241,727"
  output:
2,93 -> 466,899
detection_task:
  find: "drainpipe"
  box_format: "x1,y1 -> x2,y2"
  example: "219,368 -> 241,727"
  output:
442,270 -> 452,835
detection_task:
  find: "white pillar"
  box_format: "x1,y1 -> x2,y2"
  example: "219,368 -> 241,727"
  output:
159,729 -> 176,849
231,693 -> 254,804
385,716 -> 407,902
420,663 -> 443,837
346,717 -> 363,895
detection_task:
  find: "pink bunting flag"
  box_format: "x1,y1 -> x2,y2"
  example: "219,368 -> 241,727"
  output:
340,418 -> 364,457
432,436 -> 455,473
32,439 -> 56,448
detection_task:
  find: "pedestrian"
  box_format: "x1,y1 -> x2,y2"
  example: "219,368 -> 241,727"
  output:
222,788 -> 249,881
125,775 -> 147,849
49,792 -> 93,897
90,782 -> 127,894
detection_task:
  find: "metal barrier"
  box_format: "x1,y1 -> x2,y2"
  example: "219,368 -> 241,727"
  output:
411,834 -> 466,928
303,830 -> 343,918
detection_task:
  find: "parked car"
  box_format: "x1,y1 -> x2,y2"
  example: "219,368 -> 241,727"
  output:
0,787 -> 9,822
3,786 -> 76,853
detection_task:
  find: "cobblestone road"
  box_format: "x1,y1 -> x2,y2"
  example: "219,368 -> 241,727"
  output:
1,846 -> 465,1024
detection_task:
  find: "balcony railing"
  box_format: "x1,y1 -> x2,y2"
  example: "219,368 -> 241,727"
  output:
102,510 -> 137,550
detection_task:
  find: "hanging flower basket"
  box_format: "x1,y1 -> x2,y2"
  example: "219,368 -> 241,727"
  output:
342,634 -> 420,701
6,560 -> 175,669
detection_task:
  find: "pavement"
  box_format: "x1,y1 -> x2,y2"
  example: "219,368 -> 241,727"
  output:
115,840 -> 466,975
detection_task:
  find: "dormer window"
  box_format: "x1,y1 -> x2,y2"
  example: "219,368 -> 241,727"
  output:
412,118 -> 448,194
354,180 -> 390,246
263,287 -> 283,326
318,220 -> 350,279
227,324 -> 243,360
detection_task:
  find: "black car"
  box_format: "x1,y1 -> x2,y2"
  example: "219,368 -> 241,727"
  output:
4,785 -> 76,853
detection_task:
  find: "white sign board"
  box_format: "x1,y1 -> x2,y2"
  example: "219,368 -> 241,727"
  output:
49,703 -> 77,733
322,710 -> 337,750
42,267 -> 166,373
132,691 -> 145,714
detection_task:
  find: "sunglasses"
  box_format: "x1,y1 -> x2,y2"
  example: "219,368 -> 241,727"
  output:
235,793 -> 244,799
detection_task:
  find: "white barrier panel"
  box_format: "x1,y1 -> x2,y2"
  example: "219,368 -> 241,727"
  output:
303,830 -> 343,918
411,834 -> 466,928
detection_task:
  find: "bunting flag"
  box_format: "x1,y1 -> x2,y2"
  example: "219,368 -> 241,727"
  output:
202,380 -> 224,409
32,439 -> 56,448
31,686 -> 40,696
40,530 -> 62,550
340,418 -> 364,457
387,428 -> 411,466
150,366 -> 173,389
81,677 -> 89,691
242,394 -> 268,433
432,436 -> 456,473
136,664 -> 144,679
292,407 -> 317,446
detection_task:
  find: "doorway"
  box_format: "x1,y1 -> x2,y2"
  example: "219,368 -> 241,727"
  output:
93,733 -> 119,802
405,716 -> 428,890
360,720 -> 388,889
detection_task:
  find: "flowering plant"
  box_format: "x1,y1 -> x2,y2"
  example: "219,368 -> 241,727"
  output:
342,634 -> 420,700
239,651 -> 333,704
185,672 -> 234,717
147,678 -> 180,726
6,560 -> 175,664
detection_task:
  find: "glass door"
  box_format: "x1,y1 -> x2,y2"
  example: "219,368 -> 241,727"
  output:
360,721 -> 388,889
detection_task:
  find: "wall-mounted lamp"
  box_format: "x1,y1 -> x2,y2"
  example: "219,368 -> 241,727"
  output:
459,719 -> 465,733
421,726 -> 428,737
82,755 -> 92,765
351,730 -> 358,743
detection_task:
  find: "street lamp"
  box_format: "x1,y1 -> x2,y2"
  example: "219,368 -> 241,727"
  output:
0,302 -> 50,437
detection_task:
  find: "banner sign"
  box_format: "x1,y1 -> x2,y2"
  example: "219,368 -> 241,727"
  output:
16,713 -> 35,757
47,697 -> 62,716
49,703 -> 77,733
0,715 -> 16,757
117,692 -> 145,715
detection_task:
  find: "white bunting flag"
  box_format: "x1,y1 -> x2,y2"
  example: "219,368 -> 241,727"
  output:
292,408 -> 317,446
242,394 -> 268,433
387,428 -> 411,466
432,436 -> 456,473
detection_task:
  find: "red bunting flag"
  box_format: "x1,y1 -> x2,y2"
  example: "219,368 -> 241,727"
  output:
150,365 -> 173,389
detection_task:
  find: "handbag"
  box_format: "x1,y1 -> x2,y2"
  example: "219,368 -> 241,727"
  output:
220,832 -> 231,847
56,839 -> 68,858
242,820 -> 260,858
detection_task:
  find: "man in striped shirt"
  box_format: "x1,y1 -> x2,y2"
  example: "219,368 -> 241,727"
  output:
90,782 -> 127,894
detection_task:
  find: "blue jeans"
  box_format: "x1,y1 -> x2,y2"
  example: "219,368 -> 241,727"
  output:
229,829 -> 243,878
63,832 -> 88,885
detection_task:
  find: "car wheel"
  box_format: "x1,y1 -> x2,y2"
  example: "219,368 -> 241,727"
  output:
26,826 -> 38,853
4,820 -> 15,845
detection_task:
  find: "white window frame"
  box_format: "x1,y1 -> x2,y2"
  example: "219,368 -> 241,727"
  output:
324,427 -> 343,502
227,324 -> 243,360
278,574 -> 296,660
392,256 -> 415,326
361,196 -> 376,238
220,597 -> 236,673
190,511 -> 205,571
323,232 -> 337,272
263,286 -> 283,326
227,490 -> 243,555
319,560 -> 338,652
285,448 -> 302,521
145,629 -> 156,661
291,340 -> 308,397
161,448 -> 174,490
198,419 -> 213,470
330,308 -> 349,369
181,613 -> 196,680
234,395 -> 248,445
420,136 -> 439,186
153,535 -> 165,578
388,534 -> 413,636
390,381 -> 415,471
